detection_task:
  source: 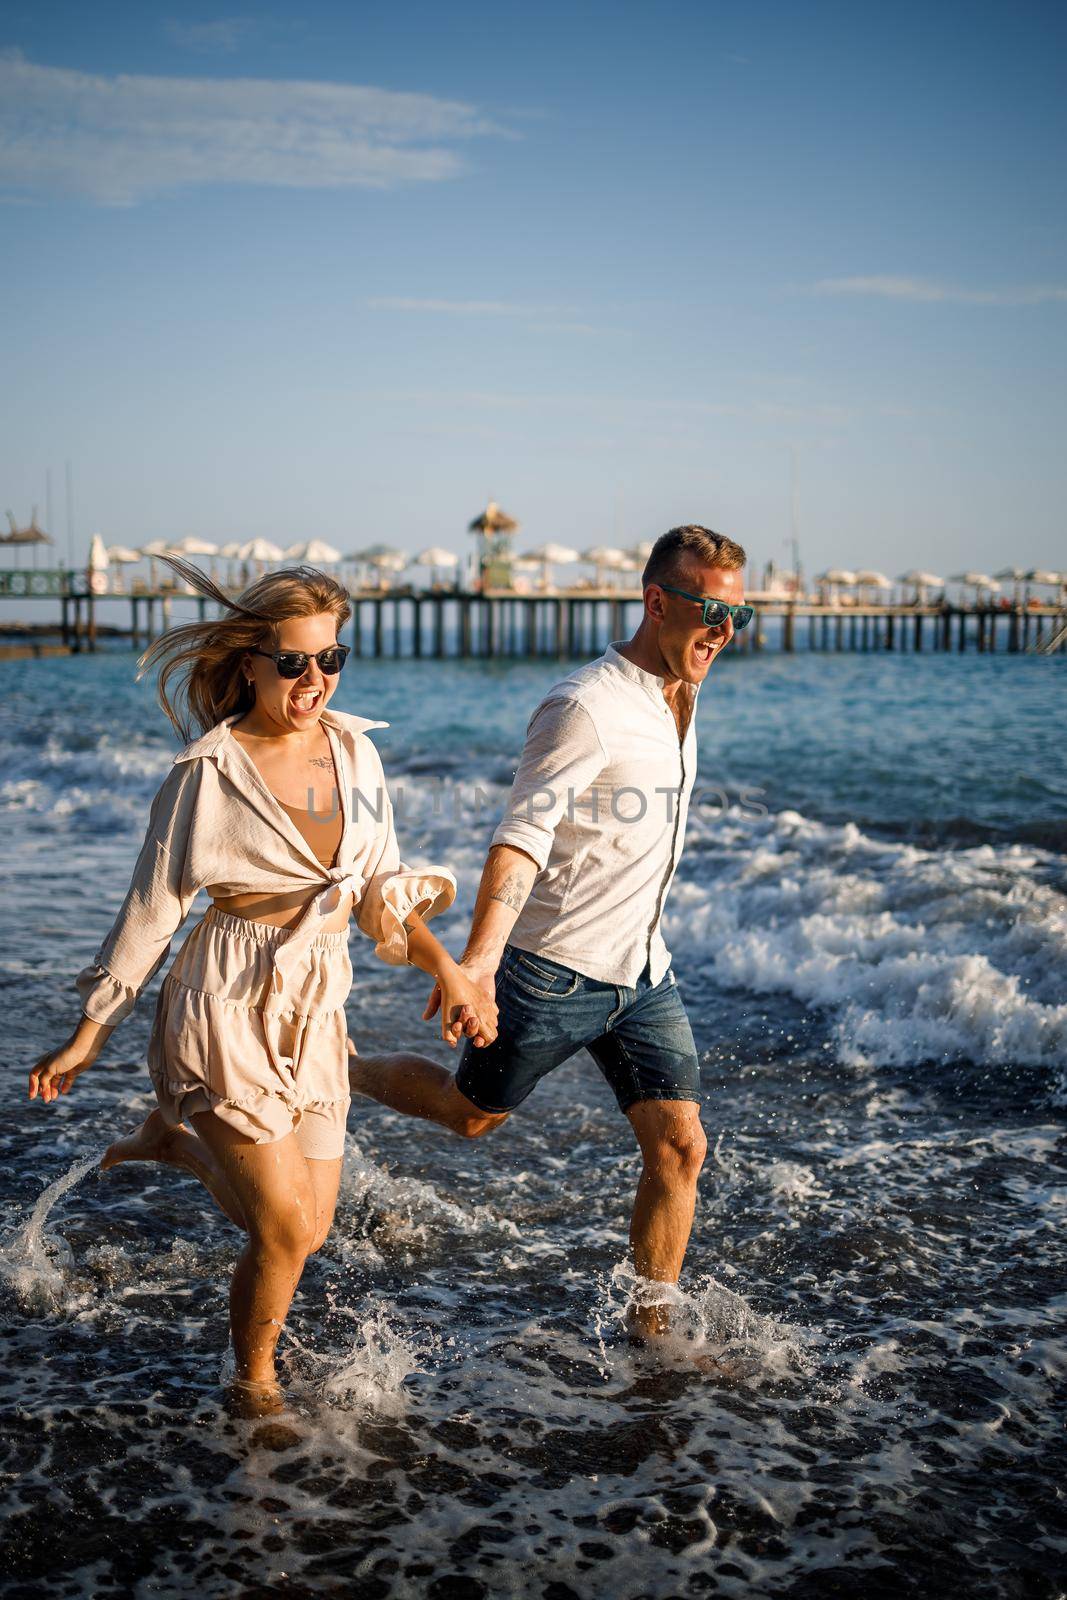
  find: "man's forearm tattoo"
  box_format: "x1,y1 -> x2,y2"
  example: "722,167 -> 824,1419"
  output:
490,870 -> 530,913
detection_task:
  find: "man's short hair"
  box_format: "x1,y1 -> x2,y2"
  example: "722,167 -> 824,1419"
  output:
642,525 -> 747,590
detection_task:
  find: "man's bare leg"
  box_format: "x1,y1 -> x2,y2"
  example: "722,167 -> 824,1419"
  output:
347,1040 -> 506,1139
625,1099 -> 707,1337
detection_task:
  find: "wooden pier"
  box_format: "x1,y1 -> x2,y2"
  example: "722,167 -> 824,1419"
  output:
0,570 -> 1065,659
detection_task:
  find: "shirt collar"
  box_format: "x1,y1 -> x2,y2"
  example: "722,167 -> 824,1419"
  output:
604,641 -> 666,691
603,641 -> 701,705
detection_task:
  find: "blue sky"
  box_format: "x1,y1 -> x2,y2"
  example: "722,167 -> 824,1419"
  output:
2,0 -> 1065,583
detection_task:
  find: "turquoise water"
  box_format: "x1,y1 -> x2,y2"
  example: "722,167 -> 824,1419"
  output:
0,646 -> 1064,1598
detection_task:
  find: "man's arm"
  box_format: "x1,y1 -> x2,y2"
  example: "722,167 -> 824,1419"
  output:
461,843 -> 541,972
420,844 -> 538,1044
424,695 -> 607,1042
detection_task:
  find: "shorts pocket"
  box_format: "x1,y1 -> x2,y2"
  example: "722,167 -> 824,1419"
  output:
503,947 -> 581,1000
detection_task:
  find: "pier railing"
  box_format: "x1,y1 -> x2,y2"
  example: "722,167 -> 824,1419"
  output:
0,570 -> 1064,660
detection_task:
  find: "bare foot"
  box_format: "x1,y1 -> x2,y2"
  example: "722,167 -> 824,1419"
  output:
101,1108 -> 180,1171
224,1379 -> 286,1419
101,1109 -> 246,1230
625,1301 -> 672,1342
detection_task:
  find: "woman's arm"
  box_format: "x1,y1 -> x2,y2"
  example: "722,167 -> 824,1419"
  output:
402,914 -> 499,1048
74,757 -> 206,1029
28,1017 -> 114,1103
28,758 -> 206,1105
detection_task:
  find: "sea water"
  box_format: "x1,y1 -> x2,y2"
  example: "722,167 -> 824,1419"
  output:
0,647 -> 1064,1597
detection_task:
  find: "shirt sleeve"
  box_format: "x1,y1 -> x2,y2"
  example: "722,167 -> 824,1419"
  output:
489,694 -> 608,870
355,748 -> 456,967
75,758 -> 206,1027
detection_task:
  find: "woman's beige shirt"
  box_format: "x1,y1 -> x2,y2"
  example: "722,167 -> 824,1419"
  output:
76,708 -> 456,1027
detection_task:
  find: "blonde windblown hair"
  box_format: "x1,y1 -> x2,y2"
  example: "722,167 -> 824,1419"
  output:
138,555 -> 352,743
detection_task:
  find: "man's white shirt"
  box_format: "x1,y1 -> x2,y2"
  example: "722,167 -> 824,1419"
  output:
490,642 -> 700,986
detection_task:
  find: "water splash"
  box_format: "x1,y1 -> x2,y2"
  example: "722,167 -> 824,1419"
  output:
0,1149 -> 103,1313
283,1304 -> 427,1414
594,1260 -> 810,1381
338,1141 -> 519,1252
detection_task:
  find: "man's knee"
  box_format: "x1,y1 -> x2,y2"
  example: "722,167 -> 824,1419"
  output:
637,1108 -> 707,1185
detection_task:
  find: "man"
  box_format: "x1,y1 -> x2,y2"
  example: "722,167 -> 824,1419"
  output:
349,525 -> 751,1333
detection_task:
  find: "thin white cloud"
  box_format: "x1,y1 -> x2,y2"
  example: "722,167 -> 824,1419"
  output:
815,275 -> 1067,306
0,49 -> 507,205
163,16 -> 257,53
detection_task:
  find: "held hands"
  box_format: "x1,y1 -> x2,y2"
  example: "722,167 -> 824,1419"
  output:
423,960 -> 498,1049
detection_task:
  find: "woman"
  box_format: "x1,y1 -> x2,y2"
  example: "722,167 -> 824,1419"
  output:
27,558 -> 495,1412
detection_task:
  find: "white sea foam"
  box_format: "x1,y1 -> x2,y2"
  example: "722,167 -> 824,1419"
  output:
671,806 -> 1067,1069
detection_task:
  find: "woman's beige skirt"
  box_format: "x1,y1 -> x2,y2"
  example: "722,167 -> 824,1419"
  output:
148,906 -> 352,1161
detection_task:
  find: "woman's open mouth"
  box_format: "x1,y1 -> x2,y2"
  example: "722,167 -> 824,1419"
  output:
290,688 -> 323,715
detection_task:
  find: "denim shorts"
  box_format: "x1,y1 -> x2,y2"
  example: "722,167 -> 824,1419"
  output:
455,943 -> 701,1117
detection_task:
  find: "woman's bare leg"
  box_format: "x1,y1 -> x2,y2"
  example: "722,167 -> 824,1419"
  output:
304,1157 -> 343,1253
189,1113 -> 318,1388
101,1108 -> 247,1230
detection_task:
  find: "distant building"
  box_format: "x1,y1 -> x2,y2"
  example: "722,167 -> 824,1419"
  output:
468,501 -> 519,590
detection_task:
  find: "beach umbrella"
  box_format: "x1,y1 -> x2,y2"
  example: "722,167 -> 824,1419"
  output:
173,537 -> 219,556
993,566 -> 1030,605
415,546 -> 458,568
414,546 -> 459,588
357,543 -> 407,565
526,543 -> 580,591
3,509 -> 54,567
169,536 -> 222,583
356,546 -> 407,588
104,543 -> 141,593
85,533 -> 110,593
138,538 -> 177,587
581,545 -> 628,588
852,569 -> 892,605
814,568 -> 856,604
237,539 -> 285,563
628,541 -> 654,564
948,572 -> 1001,606
284,540 -> 343,565
1023,568 -> 1064,607
235,538 -> 285,588
897,569 -> 943,603
212,541 -> 244,588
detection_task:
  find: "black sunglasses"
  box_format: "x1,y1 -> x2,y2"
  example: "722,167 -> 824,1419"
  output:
249,645 -> 351,679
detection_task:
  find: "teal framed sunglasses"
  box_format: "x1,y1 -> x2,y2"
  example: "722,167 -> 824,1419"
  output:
659,585 -> 754,630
